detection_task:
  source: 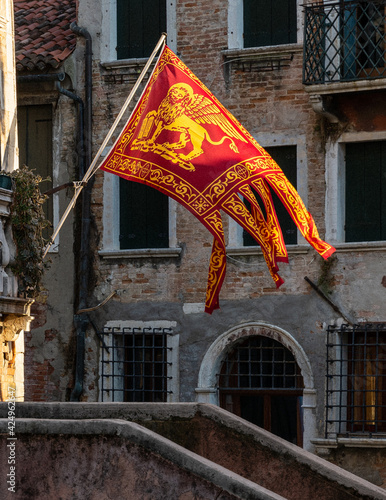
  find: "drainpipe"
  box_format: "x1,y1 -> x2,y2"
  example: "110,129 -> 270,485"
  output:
69,22 -> 93,402
55,83 -> 85,178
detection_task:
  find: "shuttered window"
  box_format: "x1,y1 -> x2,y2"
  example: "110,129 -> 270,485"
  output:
17,105 -> 53,239
345,141 -> 386,242
244,145 -> 297,246
119,179 -> 169,249
116,0 -> 166,59
243,0 -> 297,48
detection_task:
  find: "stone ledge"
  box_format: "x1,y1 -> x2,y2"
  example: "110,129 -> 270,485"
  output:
226,244 -> 309,257
99,247 -> 182,259
313,437 -> 386,449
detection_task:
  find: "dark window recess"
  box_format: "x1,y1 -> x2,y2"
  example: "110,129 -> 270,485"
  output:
119,178 -> 169,249
243,0 -> 297,48
18,105 -> 53,240
326,323 -> 386,438
345,141 -> 386,242
100,327 -> 173,402
219,336 -> 304,445
243,145 -> 297,246
117,0 -> 166,59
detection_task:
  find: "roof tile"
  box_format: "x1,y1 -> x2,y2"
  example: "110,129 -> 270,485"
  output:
14,0 -> 77,72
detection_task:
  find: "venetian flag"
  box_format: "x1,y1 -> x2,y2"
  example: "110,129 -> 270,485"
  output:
100,45 -> 335,313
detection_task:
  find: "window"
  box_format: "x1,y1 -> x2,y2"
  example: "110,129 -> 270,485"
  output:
243,145 -> 297,246
326,323 -> 386,437
243,0 -> 297,48
17,105 -> 53,239
116,0 -> 166,59
100,325 -> 175,402
119,179 -> 169,249
345,141 -> 386,242
219,336 -> 304,445
303,1 -> 386,84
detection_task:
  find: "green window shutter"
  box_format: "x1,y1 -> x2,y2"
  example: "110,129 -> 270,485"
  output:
345,141 -> 386,242
117,0 -> 166,59
243,0 -> 297,48
119,179 -> 169,249
243,145 -> 297,246
17,105 -> 53,239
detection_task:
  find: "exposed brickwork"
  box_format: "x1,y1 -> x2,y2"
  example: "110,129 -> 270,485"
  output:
89,0 -> 330,310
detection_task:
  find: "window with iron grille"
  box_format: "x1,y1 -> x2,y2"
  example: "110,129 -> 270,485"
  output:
100,327 -> 173,402
303,1 -> 386,85
326,323 -> 386,438
219,336 -> 304,445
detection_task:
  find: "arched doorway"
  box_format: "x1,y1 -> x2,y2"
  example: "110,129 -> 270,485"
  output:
218,335 -> 304,446
195,322 -> 317,451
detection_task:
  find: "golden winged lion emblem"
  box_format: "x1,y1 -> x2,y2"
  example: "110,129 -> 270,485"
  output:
132,83 -> 247,171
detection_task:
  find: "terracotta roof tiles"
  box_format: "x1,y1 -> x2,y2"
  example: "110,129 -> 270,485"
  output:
14,0 -> 77,72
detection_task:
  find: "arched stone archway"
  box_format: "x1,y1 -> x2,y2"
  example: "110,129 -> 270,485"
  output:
195,322 -> 317,451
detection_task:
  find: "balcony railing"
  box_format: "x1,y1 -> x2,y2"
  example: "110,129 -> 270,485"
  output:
303,0 -> 386,84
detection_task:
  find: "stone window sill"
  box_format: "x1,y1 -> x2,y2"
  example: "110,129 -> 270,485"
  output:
222,44 -> 302,71
101,58 -> 152,71
99,248 -> 182,259
226,244 -> 310,257
331,242 -> 386,253
313,437 -> 386,449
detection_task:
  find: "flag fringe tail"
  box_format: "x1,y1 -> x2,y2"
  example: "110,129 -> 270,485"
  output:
263,171 -> 336,259
205,236 -> 227,313
221,193 -> 284,288
240,182 -> 288,264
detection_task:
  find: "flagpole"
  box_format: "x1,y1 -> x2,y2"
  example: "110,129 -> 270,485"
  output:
43,33 -> 167,258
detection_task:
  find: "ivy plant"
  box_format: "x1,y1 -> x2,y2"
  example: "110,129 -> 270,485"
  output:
7,166 -> 51,298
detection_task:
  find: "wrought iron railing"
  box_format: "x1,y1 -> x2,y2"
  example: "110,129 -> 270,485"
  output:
303,1 -> 386,84
326,323 -> 386,438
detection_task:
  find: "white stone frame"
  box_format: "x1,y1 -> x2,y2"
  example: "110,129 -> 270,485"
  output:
228,134 -> 308,248
227,0 -> 304,50
101,172 -> 179,254
99,0 -> 178,256
195,321 -> 317,451
101,0 -> 177,63
325,130 -> 386,245
99,319 -> 179,403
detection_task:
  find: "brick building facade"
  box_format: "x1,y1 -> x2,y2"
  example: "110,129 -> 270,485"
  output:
14,0 -> 386,488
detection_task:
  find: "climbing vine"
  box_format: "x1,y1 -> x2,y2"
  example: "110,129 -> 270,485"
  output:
7,166 -> 51,298
317,254 -> 337,296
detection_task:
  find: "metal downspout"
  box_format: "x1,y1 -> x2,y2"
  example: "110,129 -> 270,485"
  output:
69,22 -> 93,402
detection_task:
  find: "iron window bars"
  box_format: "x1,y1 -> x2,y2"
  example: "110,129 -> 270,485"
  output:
100,327 -> 173,402
326,323 -> 386,438
303,0 -> 386,84
219,336 -> 304,391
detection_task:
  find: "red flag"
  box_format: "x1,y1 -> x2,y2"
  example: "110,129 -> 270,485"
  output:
100,45 -> 335,313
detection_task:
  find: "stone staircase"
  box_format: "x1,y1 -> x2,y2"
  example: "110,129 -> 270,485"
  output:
0,402 -> 385,499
